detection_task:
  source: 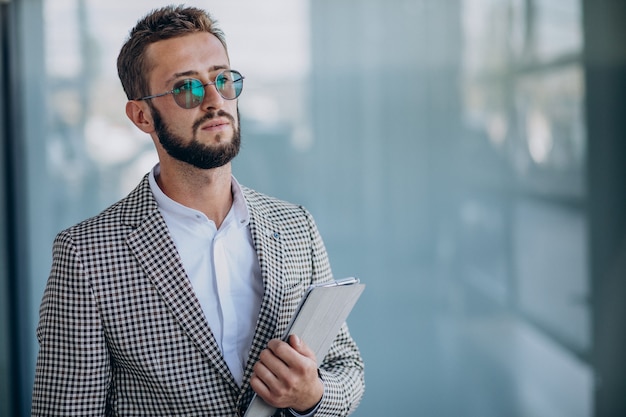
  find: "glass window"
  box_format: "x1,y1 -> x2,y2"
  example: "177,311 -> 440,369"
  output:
16,1 -> 592,416
0,10 -> 13,411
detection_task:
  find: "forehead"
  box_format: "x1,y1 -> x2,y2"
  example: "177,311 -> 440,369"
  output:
145,32 -> 229,84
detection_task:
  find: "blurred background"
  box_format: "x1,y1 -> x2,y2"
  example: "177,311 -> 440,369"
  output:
1,0 -> 624,416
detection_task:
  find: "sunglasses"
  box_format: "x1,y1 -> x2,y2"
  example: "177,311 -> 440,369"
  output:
135,69 -> 244,109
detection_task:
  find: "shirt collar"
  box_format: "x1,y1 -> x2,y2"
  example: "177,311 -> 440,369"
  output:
148,163 -> 249,228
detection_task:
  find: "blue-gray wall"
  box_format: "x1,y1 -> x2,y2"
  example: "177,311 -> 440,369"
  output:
1,1 -> 624,416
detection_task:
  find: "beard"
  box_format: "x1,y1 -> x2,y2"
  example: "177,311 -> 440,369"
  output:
151,106 -> 241,170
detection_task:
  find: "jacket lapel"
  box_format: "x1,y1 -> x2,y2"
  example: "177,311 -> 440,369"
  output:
122,176 -> 238,390
239,195 -> 285,395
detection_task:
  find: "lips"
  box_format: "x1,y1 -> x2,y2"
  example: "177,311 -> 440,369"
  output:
193,110 -> 236,132
201,118 -> 230,130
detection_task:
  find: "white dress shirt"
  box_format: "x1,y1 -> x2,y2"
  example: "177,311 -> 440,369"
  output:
149,164 -> 263,385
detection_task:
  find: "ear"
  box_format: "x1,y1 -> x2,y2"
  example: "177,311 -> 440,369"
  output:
125,100 -> 155,134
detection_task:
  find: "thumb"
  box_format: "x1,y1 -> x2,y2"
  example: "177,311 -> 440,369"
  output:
289,335 -> 316,360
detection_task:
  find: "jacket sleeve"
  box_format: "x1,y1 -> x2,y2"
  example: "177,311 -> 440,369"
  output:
301,208 -> 365,417
31,230 -> 111,416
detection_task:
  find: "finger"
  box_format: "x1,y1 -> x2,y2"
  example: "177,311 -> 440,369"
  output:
266,339 -> 301,367
261,338 -> 318,385
251,353 -> 292,407
252,360 -> 280,390
256,346 -> 290,379
287,335 -> 316,361
249,372 -> 275,404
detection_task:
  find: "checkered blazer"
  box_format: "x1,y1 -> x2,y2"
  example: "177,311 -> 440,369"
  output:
32,174 -> 365,416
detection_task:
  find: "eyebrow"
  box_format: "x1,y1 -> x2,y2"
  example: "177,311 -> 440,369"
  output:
166,65 -> 230,84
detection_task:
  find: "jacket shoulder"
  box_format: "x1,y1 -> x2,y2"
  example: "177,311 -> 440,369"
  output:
241,186 -> 313,222
60,174 -> 156,240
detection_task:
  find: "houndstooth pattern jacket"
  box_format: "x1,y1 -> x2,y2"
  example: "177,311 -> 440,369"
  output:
32,174 -> 365,417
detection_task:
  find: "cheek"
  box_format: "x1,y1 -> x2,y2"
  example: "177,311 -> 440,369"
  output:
166,110 -> 196,132
228,102 -> 239,123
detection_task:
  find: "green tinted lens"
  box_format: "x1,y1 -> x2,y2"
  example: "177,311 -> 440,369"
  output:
173,79 -> 204,108
216,70 -> 243,99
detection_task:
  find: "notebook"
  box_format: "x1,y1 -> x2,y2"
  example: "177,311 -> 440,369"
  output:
243,277 -> 365,417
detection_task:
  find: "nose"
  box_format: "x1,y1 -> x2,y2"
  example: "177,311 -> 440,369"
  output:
201,82 -> 225,111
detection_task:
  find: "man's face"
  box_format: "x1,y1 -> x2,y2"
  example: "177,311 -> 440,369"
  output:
150,103 -> 241,170
143,32 -> 241,169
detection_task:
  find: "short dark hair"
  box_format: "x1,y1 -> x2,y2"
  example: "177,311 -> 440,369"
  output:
117,5 -> 227,100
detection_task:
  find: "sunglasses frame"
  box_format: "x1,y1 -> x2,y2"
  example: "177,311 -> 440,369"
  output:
134,69 -> 244,109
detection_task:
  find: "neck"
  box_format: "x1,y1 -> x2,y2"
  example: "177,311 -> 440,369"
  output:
156,161 -> 233,229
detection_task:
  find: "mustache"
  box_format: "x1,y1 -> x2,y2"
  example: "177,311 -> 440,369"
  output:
192,109 -> 236,132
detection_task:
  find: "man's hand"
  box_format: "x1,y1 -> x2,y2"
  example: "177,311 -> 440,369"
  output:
250,335 -> 324,413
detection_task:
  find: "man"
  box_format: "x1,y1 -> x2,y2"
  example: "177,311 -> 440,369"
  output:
31,5 -> 364,417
